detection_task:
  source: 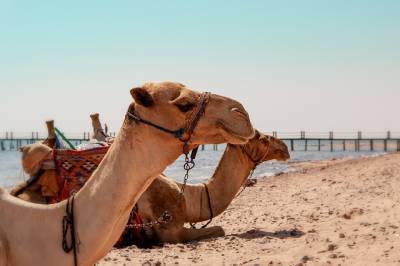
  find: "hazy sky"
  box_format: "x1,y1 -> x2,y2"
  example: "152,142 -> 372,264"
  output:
0,0 -> 399,134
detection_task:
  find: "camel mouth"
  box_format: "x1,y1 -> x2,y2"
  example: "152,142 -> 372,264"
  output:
217,122 -> 255,144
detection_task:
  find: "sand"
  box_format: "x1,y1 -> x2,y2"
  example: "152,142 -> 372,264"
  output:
98,153 -> 400,266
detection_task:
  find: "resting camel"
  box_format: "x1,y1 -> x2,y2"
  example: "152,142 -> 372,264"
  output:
13,114 -> 289,245
91,117 -> 290,243
0,81 -> 254,266
138,130 -> 289,244
9,120 -> 57,203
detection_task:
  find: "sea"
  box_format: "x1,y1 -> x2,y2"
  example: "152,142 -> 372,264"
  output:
0,145 -> 385,190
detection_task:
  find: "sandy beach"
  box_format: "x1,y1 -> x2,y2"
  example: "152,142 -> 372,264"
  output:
99,153 -> 400,266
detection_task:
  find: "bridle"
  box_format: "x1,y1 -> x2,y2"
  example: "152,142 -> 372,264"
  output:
239,138 -> 272,170
234,139 -> 272,198
190,141 -> 272,229
126,91 -> 211,192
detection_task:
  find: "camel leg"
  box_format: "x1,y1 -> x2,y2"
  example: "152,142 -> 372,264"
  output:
179,226 -> 225,243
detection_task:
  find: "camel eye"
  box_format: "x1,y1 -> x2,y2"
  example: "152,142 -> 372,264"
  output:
176,102 -> 195,113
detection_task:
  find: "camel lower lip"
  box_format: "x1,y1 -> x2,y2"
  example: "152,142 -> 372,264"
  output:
218,122 -> 253,143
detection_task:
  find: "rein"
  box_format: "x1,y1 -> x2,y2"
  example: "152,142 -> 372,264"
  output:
127,92 -> 211,192
62,193 -> 78,266
190,183 -> 214,229
235,141 -> 272,198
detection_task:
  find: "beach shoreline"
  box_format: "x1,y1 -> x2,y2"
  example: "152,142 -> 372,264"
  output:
99,153 -> 400,265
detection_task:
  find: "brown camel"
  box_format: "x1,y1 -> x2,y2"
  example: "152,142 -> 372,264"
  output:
13,116 -> 289,245
90,117 -> 289,243
9,120 -> 57,203
0,81 -> 254,266
137,130 -> 289,244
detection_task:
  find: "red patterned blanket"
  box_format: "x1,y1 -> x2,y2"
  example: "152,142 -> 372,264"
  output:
51,146 -> 145,247
53,146 -> 109,202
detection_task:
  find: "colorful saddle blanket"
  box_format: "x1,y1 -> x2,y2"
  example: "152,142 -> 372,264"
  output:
50,146 -> 145,247
52,146 -> 109,202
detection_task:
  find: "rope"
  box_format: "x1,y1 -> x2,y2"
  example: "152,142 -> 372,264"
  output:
126,111 -> 185,139
62,193 -> 78,266
190,183 -> 214,229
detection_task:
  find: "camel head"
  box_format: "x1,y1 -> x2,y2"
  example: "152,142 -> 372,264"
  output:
128,82 -> 254,145
264,135 -> 290,161
240,130 -> 290,164
19,143 -> 52,176
90,113 -> 107,142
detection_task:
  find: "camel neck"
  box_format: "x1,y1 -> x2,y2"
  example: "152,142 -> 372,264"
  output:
73,121 -> 181,263
184,144 -> 255,222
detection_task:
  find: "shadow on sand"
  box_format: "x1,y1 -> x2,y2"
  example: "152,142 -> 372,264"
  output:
230,228 -> 305,240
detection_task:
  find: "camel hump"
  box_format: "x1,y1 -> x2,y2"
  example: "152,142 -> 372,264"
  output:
20,143 -> 52,176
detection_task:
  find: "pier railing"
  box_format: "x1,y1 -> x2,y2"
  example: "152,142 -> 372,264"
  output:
1,131 -> 400,152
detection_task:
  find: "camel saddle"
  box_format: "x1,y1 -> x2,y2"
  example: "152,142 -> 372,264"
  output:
47,146 -> 145,247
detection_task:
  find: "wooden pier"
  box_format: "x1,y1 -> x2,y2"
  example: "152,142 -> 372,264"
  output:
274,131 -> 400,153
1,131 -> 400,152
0,131 -> 115,151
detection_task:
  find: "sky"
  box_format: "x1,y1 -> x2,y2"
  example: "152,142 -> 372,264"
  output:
0,0 -> 399,135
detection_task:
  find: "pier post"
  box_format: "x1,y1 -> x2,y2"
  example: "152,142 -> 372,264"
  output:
370,139 -> 374,152
305,139 -> 308,151
384,140 -> 388,152
343,140 -> 346,151
0,140 -> 4,151
329,131 -> 333,152
272,131 -> 277,138
202,145 -> 205,151
387,131 -> 391,139
356,131 -> 362,152
397,140 -> 400,152
290,139 -> 294,151
318,139 -> 321,151
6,131 -> 9,140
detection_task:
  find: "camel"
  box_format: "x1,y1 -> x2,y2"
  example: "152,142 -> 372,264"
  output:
89,115 -> 289,243
12,117 -> 289,245
9,120 -> 57,203
137,130 -> 290,244
0,81 -> 254,266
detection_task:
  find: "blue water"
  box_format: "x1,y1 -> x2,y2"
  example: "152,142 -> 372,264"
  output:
0,146 -> 384,189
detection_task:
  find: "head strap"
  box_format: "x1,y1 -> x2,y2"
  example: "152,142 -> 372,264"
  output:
126,92 -> 211,149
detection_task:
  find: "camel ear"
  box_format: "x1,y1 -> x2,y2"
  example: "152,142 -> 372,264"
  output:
130,87 -> 154,107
